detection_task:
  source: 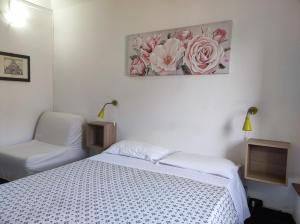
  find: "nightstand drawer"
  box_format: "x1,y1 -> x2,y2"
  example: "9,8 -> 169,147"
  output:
245,138 -> 289,185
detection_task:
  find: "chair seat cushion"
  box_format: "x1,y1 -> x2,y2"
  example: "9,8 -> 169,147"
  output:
0,140 -> 85,181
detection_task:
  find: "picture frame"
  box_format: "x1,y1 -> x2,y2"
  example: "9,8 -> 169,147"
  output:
127,20 -> 232,77
0,51 -> 30,82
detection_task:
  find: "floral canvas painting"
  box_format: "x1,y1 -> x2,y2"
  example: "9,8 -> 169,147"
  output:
127,21 -> 232,76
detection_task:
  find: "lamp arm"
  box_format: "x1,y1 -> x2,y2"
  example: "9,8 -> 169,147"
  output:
247,106 -> 258,115
100,103 -> 112,111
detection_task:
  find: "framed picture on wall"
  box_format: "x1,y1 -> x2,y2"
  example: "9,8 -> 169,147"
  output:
0,51 -> 30,82
127,20 -> 232,77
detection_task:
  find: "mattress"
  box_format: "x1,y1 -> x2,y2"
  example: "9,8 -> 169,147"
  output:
0,153 -> 249,224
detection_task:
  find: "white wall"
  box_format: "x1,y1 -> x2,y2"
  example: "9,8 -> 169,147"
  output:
52,0 -> 263,161
27,0 -> 52,9
243,0 -> 300,215
52,0 -> 300,215
0,0 -> 53,145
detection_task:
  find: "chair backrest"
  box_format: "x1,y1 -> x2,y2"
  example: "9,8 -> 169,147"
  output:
34,112 -> 84,150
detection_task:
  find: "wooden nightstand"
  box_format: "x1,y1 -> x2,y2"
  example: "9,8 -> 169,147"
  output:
245,138 -> 289,185
86,121 -> 116,156
293,183 -> 300,197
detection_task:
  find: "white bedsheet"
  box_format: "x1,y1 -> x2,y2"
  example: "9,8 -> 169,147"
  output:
89,153 -> 250,224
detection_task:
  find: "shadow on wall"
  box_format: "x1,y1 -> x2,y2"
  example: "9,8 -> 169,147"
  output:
222,109 -> 255,165
225,141 -> 245,165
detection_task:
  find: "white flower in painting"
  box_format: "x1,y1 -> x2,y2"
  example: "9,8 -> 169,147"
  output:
149,38 -> 184,75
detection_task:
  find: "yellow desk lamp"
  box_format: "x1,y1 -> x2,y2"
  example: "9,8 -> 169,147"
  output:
98,100 -> 118,119
242,106 -> 258,131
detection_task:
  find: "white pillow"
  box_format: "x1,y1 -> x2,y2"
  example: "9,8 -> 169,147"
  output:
159,152 -> 238,179
105,140 -> 173,162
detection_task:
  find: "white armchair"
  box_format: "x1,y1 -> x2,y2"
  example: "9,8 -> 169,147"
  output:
0,112 -> 86,181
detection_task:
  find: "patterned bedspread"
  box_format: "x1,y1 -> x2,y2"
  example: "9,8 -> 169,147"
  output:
0,159 -> 238,224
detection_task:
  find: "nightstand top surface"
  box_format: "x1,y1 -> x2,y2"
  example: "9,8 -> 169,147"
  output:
247,138 -> 290,149
88,121 -> 116,126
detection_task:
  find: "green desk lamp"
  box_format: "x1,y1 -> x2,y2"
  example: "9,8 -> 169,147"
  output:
242,106 -> 258,131
98,100 -> 118,119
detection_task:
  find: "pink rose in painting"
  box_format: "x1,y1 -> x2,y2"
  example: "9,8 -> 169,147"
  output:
213,28 -> 227,43
140,49 -> 151,66
130,57 -> 146,76
184,35 -> 224,75
140,34 -> 161,65
176,30 -> 193,41
141,34 -> 161,53
220,50 -> 230,67
150,38 -> 184,75
176,30 -> 193,48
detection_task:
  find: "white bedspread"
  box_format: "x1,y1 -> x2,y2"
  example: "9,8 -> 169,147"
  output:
90,153 -> 250,224
0,152 -> 249,224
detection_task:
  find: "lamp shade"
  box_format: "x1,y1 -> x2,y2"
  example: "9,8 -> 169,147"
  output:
242,114 -> 252,131
97,100 -> 118,119
98,108 -> 105,119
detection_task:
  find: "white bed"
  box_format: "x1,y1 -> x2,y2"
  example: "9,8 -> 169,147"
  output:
0,149 -> 250,224
91,152 -> 250,223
